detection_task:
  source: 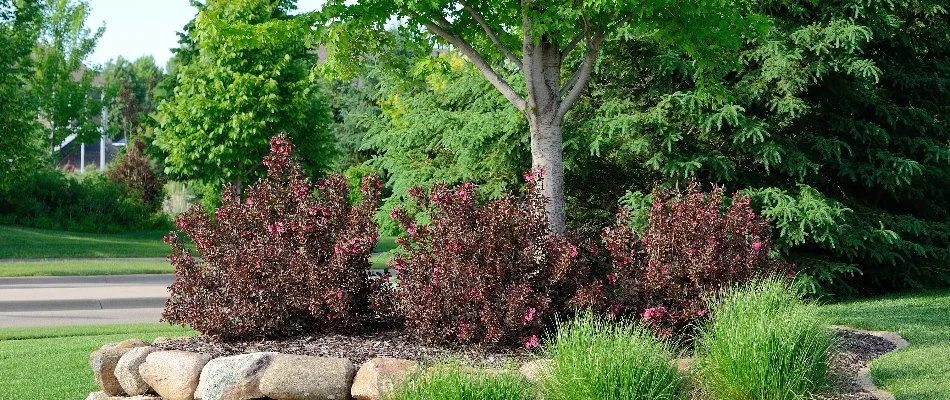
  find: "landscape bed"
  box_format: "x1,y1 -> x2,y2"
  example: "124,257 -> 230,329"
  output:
84,327 -> 902,400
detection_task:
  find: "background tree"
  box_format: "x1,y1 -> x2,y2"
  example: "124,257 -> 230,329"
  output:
101,55 -> 165,139
0,0 -> 43,190
153,0 -> 335,194
30,0 -> 104,152
321,0 -> 765,232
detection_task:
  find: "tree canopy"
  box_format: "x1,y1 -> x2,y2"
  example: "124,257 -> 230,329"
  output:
153,0 -> 335,191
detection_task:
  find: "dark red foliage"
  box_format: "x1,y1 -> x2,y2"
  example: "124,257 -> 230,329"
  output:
603,184 -> 787,336
106,139 -> 167,211
388,173 -> 602,348
162,134 -> 385,341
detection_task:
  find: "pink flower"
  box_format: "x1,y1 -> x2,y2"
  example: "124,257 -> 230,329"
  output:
336,291 -> 343,300
752,242 -> 762,251
652,201 -> 662,209
389,207 -> 401,221
569,244 -> 578,258
607,273 -> 617,283
696,309 -> 709,317
524,335 -> 539,349
524,307 -> 537,323
642,306 -> 667,322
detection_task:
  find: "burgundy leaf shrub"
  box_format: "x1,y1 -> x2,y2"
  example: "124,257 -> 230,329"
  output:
389,172 -> 602,348
106,139 -> 167,211
603,184 -> 787,336
162,134 -> 384,340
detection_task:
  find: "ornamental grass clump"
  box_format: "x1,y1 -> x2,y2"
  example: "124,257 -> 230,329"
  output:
162,134 -> 387,340
540,312 -> 682,400
388,171 -> 603,347
386,365 -> 533,400
604,184 -> 787,336
696,278 -> 832,400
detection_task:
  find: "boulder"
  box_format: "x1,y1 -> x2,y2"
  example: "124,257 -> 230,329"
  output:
259,355 -> 355,400
139,350 -> 212,400
85,392 -> 109,400
195,352 -> 277,400
518,359 -> 552,383
350,358 -> 419,400
116,346 -> 158,395
90,339 -> 148,395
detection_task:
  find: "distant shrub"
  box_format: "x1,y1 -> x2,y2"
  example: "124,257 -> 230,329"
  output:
540,312 -> 682,400
389,172 -> 602,347
387,365 -> 533,400
604,184 -> 787,336
696,278 -> 832,400
162,134 -> 386,340
107,139 -> 167,211
0,168 -> 169,233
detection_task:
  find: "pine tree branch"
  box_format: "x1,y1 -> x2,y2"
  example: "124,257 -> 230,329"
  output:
459,0 -> 523,70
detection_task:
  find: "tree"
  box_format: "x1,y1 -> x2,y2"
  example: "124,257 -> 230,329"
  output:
580,0 -> 950,294
30,0 -> 104,152
322,0 -> 764,232
153,0 -> 335,193
0,0 -> 43,190
102,55 -> 164,139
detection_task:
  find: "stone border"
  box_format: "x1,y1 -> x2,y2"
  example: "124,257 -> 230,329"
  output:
831,325 -> 910,400
88,327 -> 910,400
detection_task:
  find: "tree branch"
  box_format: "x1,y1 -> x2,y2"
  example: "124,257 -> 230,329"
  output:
414,14 -> 527,111
459,0 -> 523,70
560,33 -> 583,59
558,30 -> 605,120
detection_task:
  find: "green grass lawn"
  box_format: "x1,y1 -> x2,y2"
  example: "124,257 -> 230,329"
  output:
0,323 -> 195,400
0,260 -> 174,277
0,226 -> 171,258
820,289 -> 950,400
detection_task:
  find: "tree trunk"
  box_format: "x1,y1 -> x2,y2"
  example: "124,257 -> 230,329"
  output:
524,34 -> 567,233
529,113 -> 566,233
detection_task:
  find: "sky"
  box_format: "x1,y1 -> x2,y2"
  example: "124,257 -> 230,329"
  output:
86,0 -> 326,69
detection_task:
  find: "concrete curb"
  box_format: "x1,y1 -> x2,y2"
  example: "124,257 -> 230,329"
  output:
0,296 -> 167,312
0,274 -> 176,286
832,326 -> 909,400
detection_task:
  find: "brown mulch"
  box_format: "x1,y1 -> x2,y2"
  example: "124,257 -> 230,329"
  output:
153,328 -> 535,368
154,326 -> 898,398
821,327 -> 897,400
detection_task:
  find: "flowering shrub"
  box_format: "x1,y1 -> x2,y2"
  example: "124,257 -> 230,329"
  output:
389,172 -> 602,347
106,139 -> 167,211
603,184 -> 787,336
162,134 -> 384,340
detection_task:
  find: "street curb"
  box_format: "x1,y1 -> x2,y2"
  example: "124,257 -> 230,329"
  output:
0,274 -> 175,286
0,296 -> 168,312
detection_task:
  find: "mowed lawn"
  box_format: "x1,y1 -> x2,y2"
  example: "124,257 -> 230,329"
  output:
0,323 -> 195,400
820,289 -> 950,400
0,260 -> 174,277
0,226 -> 171,258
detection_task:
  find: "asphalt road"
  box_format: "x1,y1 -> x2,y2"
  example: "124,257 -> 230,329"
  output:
0,274 -> 172,328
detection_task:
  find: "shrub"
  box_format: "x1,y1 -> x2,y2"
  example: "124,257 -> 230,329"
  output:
386,365 -> 533,400
162,134 -> 385,340
106,139 -> 167,211
696,278 -> 832,400
540,312 -> 682,400
0,168 -> 169,233
388,172 -> 602,347
603,184 -> 787,336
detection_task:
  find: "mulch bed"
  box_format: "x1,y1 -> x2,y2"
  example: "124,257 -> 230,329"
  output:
821,327 -> 897,400
153,328 -> 534,368
155,326 -> 898,398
